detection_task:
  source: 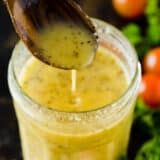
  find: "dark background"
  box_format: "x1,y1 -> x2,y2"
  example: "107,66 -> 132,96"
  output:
0,1 -> 21,159
0,0 -> 138,159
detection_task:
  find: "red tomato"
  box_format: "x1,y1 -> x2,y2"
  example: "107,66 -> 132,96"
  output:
143,48 -> 160,74
139,73 -> 160,108
112,0 -> 147,19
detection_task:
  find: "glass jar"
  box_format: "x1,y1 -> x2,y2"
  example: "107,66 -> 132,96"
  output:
8,19 -> 141,160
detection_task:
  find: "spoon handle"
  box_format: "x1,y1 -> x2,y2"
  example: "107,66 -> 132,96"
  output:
4,0 -> 96,32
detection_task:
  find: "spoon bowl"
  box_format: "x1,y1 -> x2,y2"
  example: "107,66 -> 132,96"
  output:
5,0 -> 98,69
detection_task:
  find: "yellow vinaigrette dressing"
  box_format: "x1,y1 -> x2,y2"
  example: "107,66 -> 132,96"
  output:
19,47 -> 128,112
34,23 -> 97,69
13,42 -> 134,160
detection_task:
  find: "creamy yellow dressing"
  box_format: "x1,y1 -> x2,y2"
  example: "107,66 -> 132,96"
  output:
12,42 -> 134,160
33,23 -> 97,69
19,47 -> 128,112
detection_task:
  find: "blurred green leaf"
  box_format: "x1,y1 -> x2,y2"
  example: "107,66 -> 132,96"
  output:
134,99 -> 154,138
134,98 -> 160,138
151,111 -> 160,136
147,16 -> 160,44
145,0 -> 159,16
122,24 -> 142,45
135,137 -> 160,160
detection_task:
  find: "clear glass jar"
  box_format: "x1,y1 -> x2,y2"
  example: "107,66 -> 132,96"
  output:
8,19 -> 141,160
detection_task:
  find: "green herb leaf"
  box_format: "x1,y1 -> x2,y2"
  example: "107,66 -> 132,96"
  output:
134,99 -> 160,137
135,137 -> 160,160
147,16 -> 160,44
145,0 -> 159,16
134,99 -> 154,138
145,0 -> 160,44
122,24 -> 142,45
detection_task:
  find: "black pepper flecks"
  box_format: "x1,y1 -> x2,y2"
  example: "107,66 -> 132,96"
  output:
73,51 -> 79,57
95,35 -> 99,39
80,42 -> 84,45
47,100 -> 52,105
47,55 -> 52,59
69,24 -> 73,28
64,36 -> 68,40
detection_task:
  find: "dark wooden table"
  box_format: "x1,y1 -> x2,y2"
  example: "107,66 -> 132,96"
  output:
0,1 -> 139,159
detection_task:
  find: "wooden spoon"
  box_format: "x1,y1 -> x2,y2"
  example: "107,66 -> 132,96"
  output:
4,0 -> 98,69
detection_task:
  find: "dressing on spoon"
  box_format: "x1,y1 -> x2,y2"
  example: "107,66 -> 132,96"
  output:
5,0 -> 98,69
